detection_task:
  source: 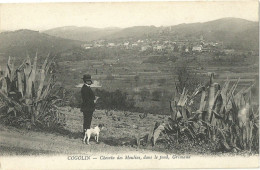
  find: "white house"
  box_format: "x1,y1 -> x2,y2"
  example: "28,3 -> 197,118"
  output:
224,49 -> 235,54
141,46 -> 148,51
81,44 -> 93,49
124,42 -> 129,46
107,43 -> 115,47
192,45 -> 202,52
156,46 -> 163,51
152,45 -> 163,51
132,43 -> 138,47
141,45 -> 151,51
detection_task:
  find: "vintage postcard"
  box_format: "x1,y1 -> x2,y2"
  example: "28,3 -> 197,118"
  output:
0,1 -> 259,169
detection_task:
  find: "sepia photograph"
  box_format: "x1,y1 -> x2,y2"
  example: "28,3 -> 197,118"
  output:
0,1 -> 259,169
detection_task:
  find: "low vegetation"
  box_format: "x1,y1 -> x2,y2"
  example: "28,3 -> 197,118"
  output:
143,55 -> 178,64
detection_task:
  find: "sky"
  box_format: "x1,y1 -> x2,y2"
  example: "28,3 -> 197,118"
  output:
0,1 -> 258,31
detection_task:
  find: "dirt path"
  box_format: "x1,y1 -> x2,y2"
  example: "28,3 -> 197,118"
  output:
0,108 -> 170,156
1,108 -> 258,157
1,123 -> 259,170
0,124 -> 163,156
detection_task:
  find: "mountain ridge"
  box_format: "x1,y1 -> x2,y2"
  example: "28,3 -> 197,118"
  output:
0,29 -> 82,63
41,18 -> 258,51
43,26 -> 122,41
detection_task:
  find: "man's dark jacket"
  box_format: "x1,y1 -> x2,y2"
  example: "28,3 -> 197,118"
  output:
80,84 -> 95,112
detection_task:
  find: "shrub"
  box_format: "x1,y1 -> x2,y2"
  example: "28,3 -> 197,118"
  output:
151,90 -> 162,101
175,62 -> 205,94
158,78 -> 166,86
95,89 -> 136,111
139,88 -> 150,101
143,55 -> 177,64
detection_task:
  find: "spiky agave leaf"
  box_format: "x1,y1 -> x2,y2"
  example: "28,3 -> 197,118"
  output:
188,85 -> 203,105
198,86 -> 206,113
181,106 -> 188,121
177,87 -> 188,106
226,78 -> 240,111
9,61 -> 15,82
210,90 -> 222,125
0,90 -> 24,113
169,100 -> 177,120
1,77 -> 8,94
4,56 -> 11,79
233,87 -> 246,108
208,83 -> 219,122
40,76 -> 54,100
17,71 -> 23,97
2,57 -> 13,93
24,56 -> 32,99
37,55 -> 49,100
31,54 -> 38,94
221,79 -> 230,106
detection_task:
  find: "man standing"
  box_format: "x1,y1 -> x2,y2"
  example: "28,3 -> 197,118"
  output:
80,74 -> 96,134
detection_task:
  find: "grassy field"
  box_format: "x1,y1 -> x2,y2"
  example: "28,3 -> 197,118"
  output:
55,50 -> 258,114
61,107 -> 168,147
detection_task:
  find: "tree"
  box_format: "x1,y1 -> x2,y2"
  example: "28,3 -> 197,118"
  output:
152,90 -> 161,101
139,88 -> 150,101
95,89 -> 135,111
158,78 -> 166,86
134,75 -> 140,87
175,62 -> 204,94
173,44 -> 179,52
181,45 -> 186,52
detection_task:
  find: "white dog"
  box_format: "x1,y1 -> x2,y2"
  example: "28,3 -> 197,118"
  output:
83,124 -> 104,145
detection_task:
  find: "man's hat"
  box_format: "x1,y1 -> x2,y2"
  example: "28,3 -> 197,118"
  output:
82,74 -> 93,84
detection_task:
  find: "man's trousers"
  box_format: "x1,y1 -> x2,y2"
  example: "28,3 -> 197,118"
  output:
82,110 -> 93,133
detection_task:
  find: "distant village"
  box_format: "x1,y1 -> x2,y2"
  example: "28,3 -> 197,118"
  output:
80,36 -> 237,55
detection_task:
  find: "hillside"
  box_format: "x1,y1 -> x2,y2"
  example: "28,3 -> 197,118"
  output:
172,18 -> 256,34
170,18 -> 259,50
0,29 -> 82,64
43,26 -> 121,41
43,18 -> 258,51
43,25 -> 159,41
105,26 -> 159,40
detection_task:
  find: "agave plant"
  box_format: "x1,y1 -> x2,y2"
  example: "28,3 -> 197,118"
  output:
0,54 -> 65,128
152,73 -> 258,152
